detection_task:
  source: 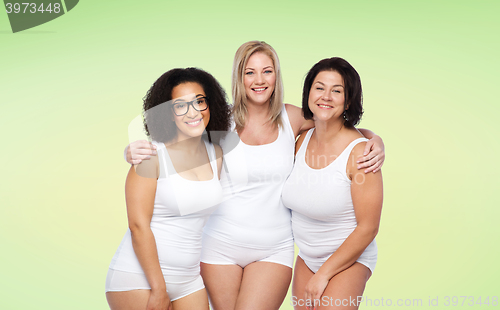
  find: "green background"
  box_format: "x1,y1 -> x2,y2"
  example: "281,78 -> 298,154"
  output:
1,1 -> 499,309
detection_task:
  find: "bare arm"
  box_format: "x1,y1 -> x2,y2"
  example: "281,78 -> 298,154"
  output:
285,104 -> 314,138
357,128 -> 375,139
126,161 -> 171,310
303,142 -> 383,302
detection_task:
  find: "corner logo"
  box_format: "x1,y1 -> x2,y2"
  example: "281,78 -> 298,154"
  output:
4,0 -> 78,33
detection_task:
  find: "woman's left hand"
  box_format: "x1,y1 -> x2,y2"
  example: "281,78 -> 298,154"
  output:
357,135 -> 385,173
304,273 -> 329,310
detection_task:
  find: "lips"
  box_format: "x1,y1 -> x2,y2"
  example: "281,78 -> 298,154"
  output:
185,118 -> 203,127
317,103 -> 333,109
251,87 -> 267,93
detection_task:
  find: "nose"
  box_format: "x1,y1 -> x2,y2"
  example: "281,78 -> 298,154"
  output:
186,103 -> 199,118
322,91 -> 332,101
255,72 -> 264,84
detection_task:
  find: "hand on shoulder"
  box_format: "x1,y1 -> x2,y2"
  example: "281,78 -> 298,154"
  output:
125,140 -> 157,165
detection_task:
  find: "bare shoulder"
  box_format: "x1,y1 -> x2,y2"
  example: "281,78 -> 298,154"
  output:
346,141 -> 366,178
285,104 -> 302,124
345,129 -> 365,155
347,141 -> 383,181
351,141 -> 368,158
285,103 -> 301,115
135,153 -> 160,179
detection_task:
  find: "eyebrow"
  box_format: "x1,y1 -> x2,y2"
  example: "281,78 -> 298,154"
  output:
173,94 -> 205,103
245,66 -> 274,70
314,81 -> 344,88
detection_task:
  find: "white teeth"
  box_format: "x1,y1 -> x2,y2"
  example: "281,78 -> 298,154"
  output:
253,88 -> 266,91
318,104 -> 332,108
186,119 -> 201,125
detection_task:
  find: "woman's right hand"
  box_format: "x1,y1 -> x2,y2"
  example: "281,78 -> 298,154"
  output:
147,289 -> 172,310
125,140 -> 157,165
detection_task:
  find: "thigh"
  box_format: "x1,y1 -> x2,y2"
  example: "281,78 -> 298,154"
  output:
318,263 -> 371,310
235,261 -> 292,310
172,288 -> 209,310
200,262 -> 243,310
106,290 -> 150,310
291,256 -> 315,310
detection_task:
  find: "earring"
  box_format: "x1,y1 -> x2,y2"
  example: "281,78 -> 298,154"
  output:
343,110 -> 349,121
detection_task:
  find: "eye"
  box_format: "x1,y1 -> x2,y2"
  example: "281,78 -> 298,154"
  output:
245,71 -> 253,75
333,90 -> 341,93
176,103 -> 186,108
316,87 -> 324,90
264,70 -> 273,74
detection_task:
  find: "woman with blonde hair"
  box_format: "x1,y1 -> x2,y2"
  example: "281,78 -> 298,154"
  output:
125,41 -> 385,310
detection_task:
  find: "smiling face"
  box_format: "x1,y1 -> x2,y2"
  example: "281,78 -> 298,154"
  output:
170,82 -> 210,141
308,70 -> 346,122
243,52 -> 276,107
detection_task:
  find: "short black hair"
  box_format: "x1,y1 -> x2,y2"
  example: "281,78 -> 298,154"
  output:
302,57 -> 363,127
143,68 -> 231,143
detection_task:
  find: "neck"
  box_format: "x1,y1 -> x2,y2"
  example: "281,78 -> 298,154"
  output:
312,118 -> 345,145
246,101 -> 270,118
168,134 -> 204,154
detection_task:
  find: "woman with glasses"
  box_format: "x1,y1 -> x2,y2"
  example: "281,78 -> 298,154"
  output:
106,67 -> 231,310
124,41 -> 385,310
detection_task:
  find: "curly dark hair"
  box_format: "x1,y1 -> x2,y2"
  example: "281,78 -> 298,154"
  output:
143,68 -> 231,143
302,57 -> 363,127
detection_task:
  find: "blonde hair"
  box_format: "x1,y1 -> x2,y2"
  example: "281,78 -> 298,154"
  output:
231,41 -> 284,130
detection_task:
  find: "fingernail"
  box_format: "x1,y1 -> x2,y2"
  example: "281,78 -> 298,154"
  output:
363,152 -> 368,155
152,151 -> 157,155
357,165 -> 361,169
146,156 -> 151,159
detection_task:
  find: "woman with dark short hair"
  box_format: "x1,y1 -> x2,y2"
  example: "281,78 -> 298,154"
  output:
282,57 -> 383,310
106,67 -> 230,310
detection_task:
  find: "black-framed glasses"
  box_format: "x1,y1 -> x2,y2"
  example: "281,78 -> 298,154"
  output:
171,97 -> 208,116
